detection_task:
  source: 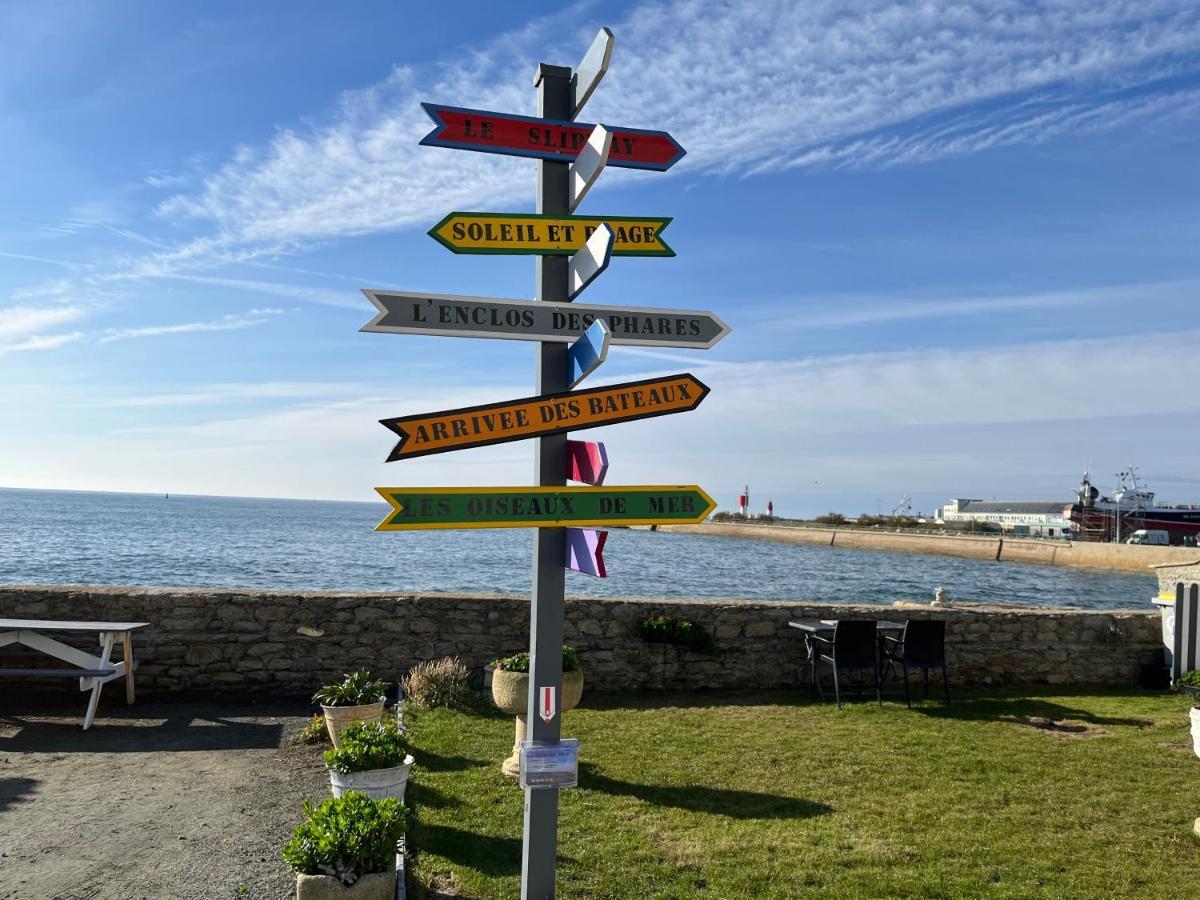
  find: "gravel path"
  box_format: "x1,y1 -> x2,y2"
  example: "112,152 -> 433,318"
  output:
0,696 -> 329,899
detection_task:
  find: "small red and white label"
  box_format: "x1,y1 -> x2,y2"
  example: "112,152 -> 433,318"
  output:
539,686 -> 556,724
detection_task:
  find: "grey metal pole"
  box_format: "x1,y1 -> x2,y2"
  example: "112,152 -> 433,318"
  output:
522,61 -> 572,900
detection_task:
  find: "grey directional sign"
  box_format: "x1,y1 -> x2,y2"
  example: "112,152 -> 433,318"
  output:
360,289 -> 730,349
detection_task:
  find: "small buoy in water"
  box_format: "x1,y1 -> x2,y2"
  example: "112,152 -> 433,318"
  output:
297,626 -> 324,637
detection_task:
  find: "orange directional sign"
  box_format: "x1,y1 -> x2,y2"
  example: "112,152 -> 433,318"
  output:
380,373 -> 708,462
428,212 -> 673,257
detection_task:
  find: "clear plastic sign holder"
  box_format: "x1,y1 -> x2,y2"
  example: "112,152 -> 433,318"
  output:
519,738 -> 580,790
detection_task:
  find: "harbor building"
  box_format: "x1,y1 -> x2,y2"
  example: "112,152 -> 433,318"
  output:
935,499 -> 1073,538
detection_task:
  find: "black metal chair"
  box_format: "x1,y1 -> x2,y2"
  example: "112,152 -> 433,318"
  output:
880,620 -> 950,707
811,620 -> 881,709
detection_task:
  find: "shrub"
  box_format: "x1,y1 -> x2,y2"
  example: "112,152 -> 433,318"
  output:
296,714 -> 331,746
401,657 -> 472,710
1177,670 -> 1200,687
282,791 -> 405,885
637,615 -> 718,654
323,718 -> 411,774
493,645 -> 579,673
814,512 -> 847,525
313,669 -> 389,707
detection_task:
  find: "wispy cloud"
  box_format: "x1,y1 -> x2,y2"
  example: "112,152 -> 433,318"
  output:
0,304 -> 87,340
97,308 -> 284,343
147,274 -> 360,309
3,331 -> 86,353
747,278 -> 1200,330
151,0 -> 1200,254
107,380 -> 371,407
9,1 -> 1198,332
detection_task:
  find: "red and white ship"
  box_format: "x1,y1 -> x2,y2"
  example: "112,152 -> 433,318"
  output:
1067,466 -> 1200,544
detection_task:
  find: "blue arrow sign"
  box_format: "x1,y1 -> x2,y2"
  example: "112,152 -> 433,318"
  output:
567,319 -> 610,389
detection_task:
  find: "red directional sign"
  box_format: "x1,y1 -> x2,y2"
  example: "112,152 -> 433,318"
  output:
420,103 -> 686,172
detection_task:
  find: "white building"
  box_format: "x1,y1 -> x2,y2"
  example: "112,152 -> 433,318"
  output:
935,499 -> 1074,538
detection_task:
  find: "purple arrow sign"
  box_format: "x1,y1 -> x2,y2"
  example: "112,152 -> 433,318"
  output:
566,440 -> 608,486
566,441 -> 608,577
566,527 -> 607,578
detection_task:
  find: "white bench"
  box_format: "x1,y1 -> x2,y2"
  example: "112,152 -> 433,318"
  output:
0,619 -> 148,729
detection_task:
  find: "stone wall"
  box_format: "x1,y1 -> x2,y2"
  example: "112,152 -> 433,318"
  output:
0,585 -> 1165,695
658,522 -> 1197,573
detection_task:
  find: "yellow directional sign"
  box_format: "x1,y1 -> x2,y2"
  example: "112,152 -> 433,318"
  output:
428,211 -> 674,257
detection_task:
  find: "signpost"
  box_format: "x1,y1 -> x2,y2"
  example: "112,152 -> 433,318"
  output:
379,373 -> 709,461
566,321 -> 610,389
565,528 -> 607,577
360,28 -> 724,898
571,28 -> 613,115
374,485 -> 717,530
361,290 -> 726,348
569,125 -> 611,210
420,103 -> 686,171
566,440 -> 608,485
427,212 -> 674,256
567,223 -> 613,299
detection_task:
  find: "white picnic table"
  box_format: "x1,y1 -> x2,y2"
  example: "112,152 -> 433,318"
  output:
0,618 -> 148,729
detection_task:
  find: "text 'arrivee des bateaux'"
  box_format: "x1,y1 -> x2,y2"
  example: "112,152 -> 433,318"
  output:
380,374 -> 708,461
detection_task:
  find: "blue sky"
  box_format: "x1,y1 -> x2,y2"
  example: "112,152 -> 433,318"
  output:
1,0 -> 1198,517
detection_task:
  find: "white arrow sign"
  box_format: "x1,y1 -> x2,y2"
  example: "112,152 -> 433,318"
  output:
569,125 -> 611,211
539,685 -> 556,724
572,27 -> 614,116
567,222 -> 614,300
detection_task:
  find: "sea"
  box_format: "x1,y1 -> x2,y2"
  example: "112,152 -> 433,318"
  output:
0,487 -> 1157,610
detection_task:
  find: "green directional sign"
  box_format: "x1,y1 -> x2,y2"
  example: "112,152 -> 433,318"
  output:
375,485 -> 716,531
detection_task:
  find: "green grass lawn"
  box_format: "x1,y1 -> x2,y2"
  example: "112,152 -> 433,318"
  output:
400,688 -> 1200,898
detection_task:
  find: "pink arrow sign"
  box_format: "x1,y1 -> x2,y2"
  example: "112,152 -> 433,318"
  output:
565,527 -> 607,578
566,440 -> 608,486
540,685 -> 556,724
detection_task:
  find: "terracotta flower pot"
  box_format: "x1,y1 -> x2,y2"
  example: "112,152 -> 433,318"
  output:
295,869 -> 396,900
490,668 -> 584,777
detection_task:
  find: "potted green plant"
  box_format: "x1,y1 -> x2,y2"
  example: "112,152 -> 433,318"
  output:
313,670 -> 388,748
1177,670 -> 1200,757
283,791 -> 405,900
490,646 -> 583,777
324,718 -> 415,802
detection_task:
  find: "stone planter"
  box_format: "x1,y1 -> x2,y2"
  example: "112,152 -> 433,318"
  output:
295,870 -> 396,900
490,667 -> 584,777
320,700 -> 386,748
329,755 -> 415,802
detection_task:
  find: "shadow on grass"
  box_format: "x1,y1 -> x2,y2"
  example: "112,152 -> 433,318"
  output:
413,824 -> 524,877
0,776 -> 38,812
407,780 -> 461,810
415,749 -> 491,773
913,696 -> 1153,728
579,762 -> 832,820
580,690 -> 819,713
579,684 -> 1171,715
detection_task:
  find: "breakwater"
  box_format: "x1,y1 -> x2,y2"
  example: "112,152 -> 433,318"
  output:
658,522 -> 1196,574
0,585 -> 1163,693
